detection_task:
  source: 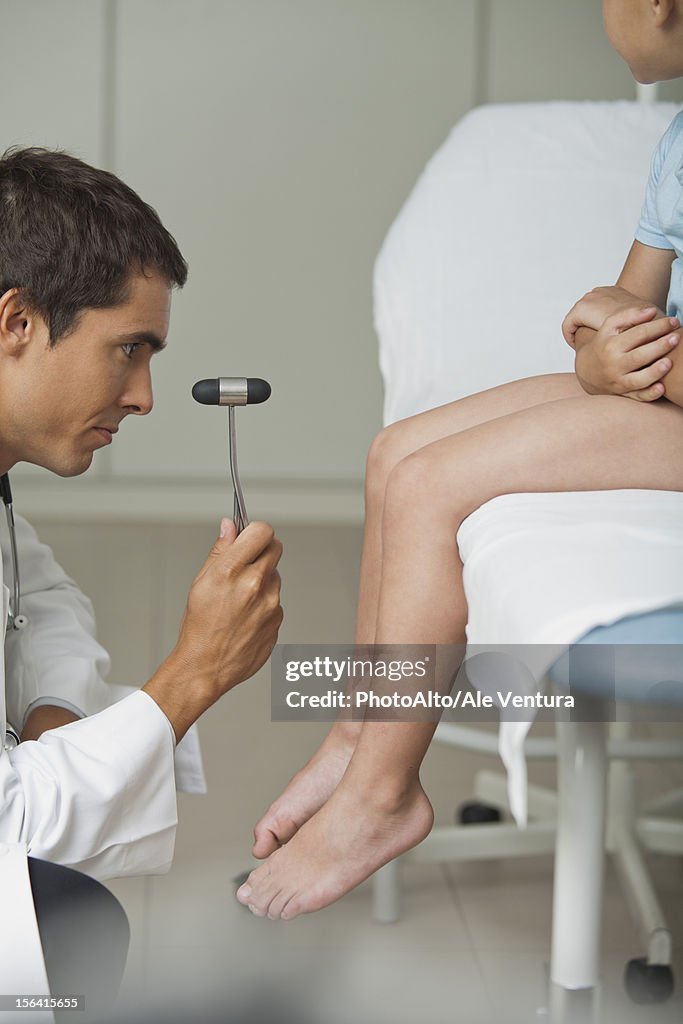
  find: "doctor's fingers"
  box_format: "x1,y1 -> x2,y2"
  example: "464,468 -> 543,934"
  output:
201,522 -> 276,579
242,569 -> 283,620
250,536 -> 283,575
237,574 -> 283,645
215,542 -> 282,598
227,521 -> 278,565
221,553 -> 282,611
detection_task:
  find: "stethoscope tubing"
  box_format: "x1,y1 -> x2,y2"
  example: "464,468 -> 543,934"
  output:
0,474 -> 22,630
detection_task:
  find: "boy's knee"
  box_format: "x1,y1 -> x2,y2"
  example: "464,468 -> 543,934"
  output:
383,449 -> 433,513
366,422 -> 410,490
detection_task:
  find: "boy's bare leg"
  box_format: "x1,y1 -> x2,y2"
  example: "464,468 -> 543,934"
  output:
252,372 -> 585,856
239,391 -> 683,917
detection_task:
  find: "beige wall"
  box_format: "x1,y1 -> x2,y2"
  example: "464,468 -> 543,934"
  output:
3,0 -> 683,524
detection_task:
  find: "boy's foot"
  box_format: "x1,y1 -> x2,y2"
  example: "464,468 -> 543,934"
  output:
237,778 -> 434,919
252,727 -> 361,858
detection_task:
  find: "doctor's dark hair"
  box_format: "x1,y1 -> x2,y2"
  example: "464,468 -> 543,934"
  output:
0,146 -> 188,343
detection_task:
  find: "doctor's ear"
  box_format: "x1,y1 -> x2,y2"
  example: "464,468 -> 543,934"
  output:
0,289 -> 40,356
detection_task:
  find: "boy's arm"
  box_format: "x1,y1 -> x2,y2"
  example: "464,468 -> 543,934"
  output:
567,240 -> 674,347
574,309 -> 679,401
616,240 -> 675,313
569,241 -> 683,403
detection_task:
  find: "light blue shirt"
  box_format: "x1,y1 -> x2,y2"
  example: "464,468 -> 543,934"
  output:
636,110 -> 683,320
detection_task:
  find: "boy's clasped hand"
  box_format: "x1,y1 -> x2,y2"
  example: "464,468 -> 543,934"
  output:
563,287 -> 679,402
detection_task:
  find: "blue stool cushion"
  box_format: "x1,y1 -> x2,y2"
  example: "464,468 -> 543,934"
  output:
548,606 -> 683,705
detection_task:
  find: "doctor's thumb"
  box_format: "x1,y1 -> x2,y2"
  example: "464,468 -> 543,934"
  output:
219,517 -> 238,543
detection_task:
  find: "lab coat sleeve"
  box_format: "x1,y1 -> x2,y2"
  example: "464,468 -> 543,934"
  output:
2,514 -> 114,731
0,690 -> 178,880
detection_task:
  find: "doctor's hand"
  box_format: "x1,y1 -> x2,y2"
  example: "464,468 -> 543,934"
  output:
574,307 -> 680,402
144,519 -> 283,741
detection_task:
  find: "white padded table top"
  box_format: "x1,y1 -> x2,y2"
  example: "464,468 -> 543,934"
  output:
459,489 -> 683,649
458,489 -> 683,823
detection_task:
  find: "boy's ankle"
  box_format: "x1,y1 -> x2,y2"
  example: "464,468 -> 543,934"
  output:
328,721 -> 362,748
344,769 -> 423,812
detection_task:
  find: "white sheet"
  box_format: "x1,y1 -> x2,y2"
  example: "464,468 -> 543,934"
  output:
457,490 -> 683,823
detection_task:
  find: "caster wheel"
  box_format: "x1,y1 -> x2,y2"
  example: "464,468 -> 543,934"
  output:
457,801 -> 502,825
624,958 -> 675,1004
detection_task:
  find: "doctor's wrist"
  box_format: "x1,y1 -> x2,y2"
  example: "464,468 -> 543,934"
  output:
20,705 -> 80,742
142,653 -> 217,744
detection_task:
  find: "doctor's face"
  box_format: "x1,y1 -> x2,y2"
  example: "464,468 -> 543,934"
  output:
0,269 -> 171,477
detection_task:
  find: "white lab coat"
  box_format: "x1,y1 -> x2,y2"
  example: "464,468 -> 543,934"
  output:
0,514 -> 200,1004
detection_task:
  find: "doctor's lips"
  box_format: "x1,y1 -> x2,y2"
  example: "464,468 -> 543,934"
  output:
93,425 -> 119,445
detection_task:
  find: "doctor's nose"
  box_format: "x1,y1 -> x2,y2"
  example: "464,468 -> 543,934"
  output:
120,364 -> 154,416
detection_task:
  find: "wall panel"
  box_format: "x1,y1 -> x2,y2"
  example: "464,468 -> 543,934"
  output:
1,0 -> 111,488
109,0 -> 478,484
485,0 -> 683,104
0,0 -> 108,162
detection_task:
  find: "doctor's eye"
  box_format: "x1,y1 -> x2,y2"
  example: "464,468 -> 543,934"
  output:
121,342 -> 142,359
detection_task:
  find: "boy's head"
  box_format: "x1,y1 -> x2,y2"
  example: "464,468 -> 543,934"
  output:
0,148 -> 188,478
603,0 -> 683,83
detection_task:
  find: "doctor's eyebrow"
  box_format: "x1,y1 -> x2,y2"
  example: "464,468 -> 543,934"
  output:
112,330 -> 167,352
